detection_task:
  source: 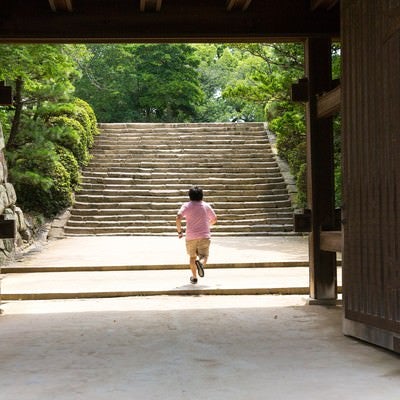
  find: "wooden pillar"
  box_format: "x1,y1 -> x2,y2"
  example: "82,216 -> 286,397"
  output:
305,38 -> 337,303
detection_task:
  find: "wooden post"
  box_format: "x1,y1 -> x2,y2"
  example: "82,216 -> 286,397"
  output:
305,38 -> 337,303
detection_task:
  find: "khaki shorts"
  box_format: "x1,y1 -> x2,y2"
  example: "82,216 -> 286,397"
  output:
186,238 -> 211,258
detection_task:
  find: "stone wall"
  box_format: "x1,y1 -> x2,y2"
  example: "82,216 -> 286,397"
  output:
264,125 -> 298,207
0,124 -> 32,264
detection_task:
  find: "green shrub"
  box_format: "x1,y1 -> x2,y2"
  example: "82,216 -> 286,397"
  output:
14,161 -> 73,218
296,163 -> 307,207
8,142 -> 73,217
0,109 -> 11,142
270,110 -> 342,209
47,161 -> 73,215
39,99 -> 98,155
56,145 -> 80,190
38,103 -> 76,122
74,98 -> 99,145
49,116 -> 89,166
269,108 -> 307,207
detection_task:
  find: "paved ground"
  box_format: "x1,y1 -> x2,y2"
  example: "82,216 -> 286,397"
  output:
11,235 -> 310,267
2,267 -> 319,299
1,236 -> 398,399
2,236 -> 339,299
1,295 -> 399,400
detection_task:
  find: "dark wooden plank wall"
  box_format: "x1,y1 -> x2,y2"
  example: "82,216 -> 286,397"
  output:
342,0 -> 400,352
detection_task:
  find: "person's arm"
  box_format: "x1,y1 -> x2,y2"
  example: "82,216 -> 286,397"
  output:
208,207 -> 217,226
176,214 -> 184,238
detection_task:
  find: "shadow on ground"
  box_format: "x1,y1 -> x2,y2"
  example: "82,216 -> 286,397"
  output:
0,295 -> 398,400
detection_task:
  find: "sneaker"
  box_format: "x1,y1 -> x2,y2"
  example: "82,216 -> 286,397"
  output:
190,276 -> 198,284
195,260 -> 204,277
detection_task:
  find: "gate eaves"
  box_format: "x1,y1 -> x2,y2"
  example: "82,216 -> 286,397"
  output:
0,0 -> 339,43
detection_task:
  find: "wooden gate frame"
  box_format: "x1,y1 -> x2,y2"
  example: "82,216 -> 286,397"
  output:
292,38 -> 341,305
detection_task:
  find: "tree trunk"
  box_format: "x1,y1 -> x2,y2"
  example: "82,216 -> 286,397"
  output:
6,77 -> 23,150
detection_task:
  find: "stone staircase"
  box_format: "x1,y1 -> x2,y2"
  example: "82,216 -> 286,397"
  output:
63,122 -> 295,236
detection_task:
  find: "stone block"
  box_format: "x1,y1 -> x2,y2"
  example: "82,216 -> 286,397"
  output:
0,152 -> 8,183
14,207 -> 27,232
0,157 -> 4,183
0,124 -> 4,152
0,185 -> 7,214
5,182 -> 17,206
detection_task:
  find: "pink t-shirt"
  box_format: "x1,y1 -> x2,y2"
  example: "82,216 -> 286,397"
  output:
178,201 -> 216,241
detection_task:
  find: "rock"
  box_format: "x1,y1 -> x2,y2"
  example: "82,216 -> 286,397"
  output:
15,207 -> 31,241
5,182 -> 17,205
0,124 -> 4,152
0,185 -> 8,214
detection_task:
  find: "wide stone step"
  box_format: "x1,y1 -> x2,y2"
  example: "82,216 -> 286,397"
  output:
103,122 -> 264,126
93,139 -> 271,146
97,133 -> 269,141
80,176 -> 286,185
81,170 -> 282,179
94,135 -> 269,142
73,193 -> 290,204
85,159 -> 278,166
93,141 -> 269,149
66,218 -> 293,228
96,131 -> 268,138
86,160 -> 278,168
81,169 -> 282,178
63,218 -> 293,232
96,141 -> 269,150
70,207 -> 294,217
74,188 -> 289,197
88,154 -> 276,162
98,124 -> 265,131
93,139 -> 270,147
68,211 -> 293,222
98,122 -> 264,131
78,182 -> 287,191
91,145 -> 272,154
71,199 -> 292,210
1,267 -> 320,300
97,131 -> 268,137
83,167 -> 279,175
63,224 -> 294,235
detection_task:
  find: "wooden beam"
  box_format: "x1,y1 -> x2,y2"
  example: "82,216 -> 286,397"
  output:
293,209 -> 312,232
317,85 -> 341,118
226,0 -> 252,11
320,231 -> 342,252
0,0 -> 340,43
140,0 -> 162,12
305,38 -> 337,302
291,78 -> 309,102
310,0 -> 339,11
48,0 -> 73,12
0,82 -> 12,105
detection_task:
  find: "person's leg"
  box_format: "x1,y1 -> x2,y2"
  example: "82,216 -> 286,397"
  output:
186,240 -> 198,283
190,256 -> 197,277
195,239 -> 210,278
198,239 -> 211,265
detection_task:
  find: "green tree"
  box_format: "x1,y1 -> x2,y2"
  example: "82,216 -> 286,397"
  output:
0,44 -> 96,217
75,44 -> 204,122
221,43 -> 341,207
74,44 -> 137,122
194,44 -> 266,122
0,45 -> 83,149
222,43 -> 306,205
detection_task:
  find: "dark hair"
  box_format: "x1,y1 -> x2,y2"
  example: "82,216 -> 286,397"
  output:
189,186 -> 203,201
